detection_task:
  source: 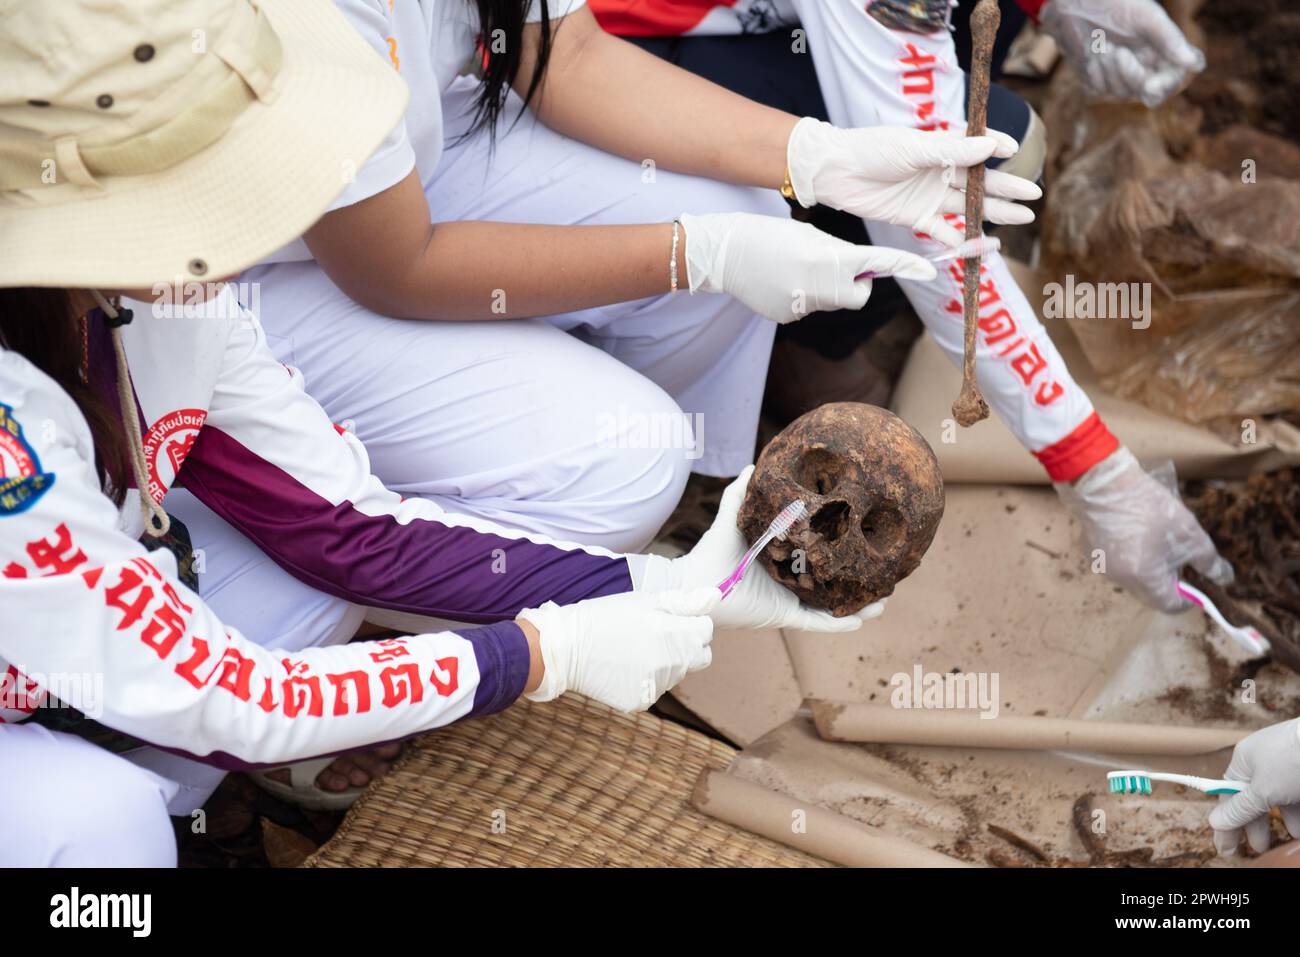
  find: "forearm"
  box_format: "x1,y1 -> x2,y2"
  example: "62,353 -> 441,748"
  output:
391,219 -> 686,320
306,170 -> 689,321
519,9 -> 797,190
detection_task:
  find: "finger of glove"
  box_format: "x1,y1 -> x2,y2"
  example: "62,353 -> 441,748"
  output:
984,128 -> 1020,159
1282,803 -> 1300,840
913,132 -> 1003,169
1245,814 -> 1273,854
716,465 -> 755,524
842,277 -> 873,312
983,168 -> 1043,202
981,195 -> 1037,226
1208,787 -> 1271,834
656,586 -> 722,619
1194,553 -> 1235,588
1212,824 -> 1242,857
1222,738 -> 1258,787
786,606 -> 865,634
937,190 -> 1034,226
856,598 -> 887,621
1140,64 -> 1189,108
1141,573 -> 1189,614
917,213 -> 966,248
687,642 -> 713,673
853,246 -> 936,282
1133,4 -> 1206,71
1112,46 -> 1153,100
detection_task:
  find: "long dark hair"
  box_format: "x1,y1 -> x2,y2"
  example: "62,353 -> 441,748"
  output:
0,288 -> 129,506
466,0 -> 557,141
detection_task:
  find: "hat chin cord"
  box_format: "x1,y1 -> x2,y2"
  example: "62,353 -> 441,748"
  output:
90,290 -> 170,539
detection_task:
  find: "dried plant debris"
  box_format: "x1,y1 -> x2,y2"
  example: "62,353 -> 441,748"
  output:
1184,468 -> 1300,674
1071,796 -> 1214,869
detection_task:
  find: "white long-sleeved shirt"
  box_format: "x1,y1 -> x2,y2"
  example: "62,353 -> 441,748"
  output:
0,286 -> 640,766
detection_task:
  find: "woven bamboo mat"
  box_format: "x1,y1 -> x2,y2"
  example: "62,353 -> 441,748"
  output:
306,695 -> 827,868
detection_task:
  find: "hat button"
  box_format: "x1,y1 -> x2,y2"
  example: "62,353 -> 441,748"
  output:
188,258 -> 209,277
96,94 -> 114,109
134,44 -> 155,62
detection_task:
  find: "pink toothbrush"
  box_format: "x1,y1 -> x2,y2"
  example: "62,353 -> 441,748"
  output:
718,499 -> 807,599
1176,579 -> 1270,656
855,235 -> 1002,281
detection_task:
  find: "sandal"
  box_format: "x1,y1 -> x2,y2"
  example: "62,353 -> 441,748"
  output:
247,756 -> 366,812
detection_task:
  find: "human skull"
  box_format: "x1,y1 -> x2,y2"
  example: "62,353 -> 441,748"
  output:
737,403 -> 945,616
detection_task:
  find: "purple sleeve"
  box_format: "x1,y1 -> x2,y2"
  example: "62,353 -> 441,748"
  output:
178,426 -> 633,623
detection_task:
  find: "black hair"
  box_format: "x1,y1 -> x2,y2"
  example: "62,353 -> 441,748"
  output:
0,288 -> 129,507
466,0 -> 556,141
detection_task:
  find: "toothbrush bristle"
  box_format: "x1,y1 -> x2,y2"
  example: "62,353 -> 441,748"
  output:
1108,772 -> 1151,794
962,235 -> 1001,259
770,500 -> 807,538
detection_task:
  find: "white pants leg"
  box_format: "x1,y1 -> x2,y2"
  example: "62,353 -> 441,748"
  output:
244,277 -> 696,551
0,723 -> 178,867
122,489 -> 365,815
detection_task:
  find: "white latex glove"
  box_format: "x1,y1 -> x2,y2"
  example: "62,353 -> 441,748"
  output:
679,211 -> 936,324
639,466 -> 886,633
784,118 -> 1043,248
1209,719 -> 1300,856
519,588 -> 716,713
1054,447 -> 1233,613
1040,0 -> 1205,108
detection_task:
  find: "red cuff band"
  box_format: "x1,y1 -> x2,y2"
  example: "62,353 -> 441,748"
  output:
1015,0 -> 1049,23
1033,411 -> 1120,483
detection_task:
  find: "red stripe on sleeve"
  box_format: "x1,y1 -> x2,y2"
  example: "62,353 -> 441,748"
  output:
1033,411 -> 1119,483
1015,0 -> 1049,23
589,0 -> 734,36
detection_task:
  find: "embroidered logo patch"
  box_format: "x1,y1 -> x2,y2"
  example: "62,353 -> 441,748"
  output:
0,403 -> 54,516
143,407 -> 206,503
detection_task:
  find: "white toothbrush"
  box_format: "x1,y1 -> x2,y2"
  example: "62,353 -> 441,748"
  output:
1108,769 -> 1245,797
1176,579 -> 1270,656
854,235 -> 1002,281
717,499 -> 807,599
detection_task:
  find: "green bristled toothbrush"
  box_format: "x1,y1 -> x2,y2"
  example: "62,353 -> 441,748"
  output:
1107,770 -> 1245,797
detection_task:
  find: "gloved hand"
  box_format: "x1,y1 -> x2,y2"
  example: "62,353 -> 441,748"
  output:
638,466 -> 886,633
1208,718 -> 1300,856
1054,447 -> 1233,613
784,118 -> 1043,248
679,211 -> 936,324
1040,0 -> 1205,108
519,588 -> 716,713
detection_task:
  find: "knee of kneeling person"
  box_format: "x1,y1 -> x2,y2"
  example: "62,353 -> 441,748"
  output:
48,751 -> 178,867
589,408 -> 694,553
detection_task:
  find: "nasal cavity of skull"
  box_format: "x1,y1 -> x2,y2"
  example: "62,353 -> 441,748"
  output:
809,500 -> 851,542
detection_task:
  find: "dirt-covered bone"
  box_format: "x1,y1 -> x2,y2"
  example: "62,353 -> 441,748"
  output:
738,403 -> 945,617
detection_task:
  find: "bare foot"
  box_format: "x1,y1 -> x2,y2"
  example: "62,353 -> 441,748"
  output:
266,741 -> 403,793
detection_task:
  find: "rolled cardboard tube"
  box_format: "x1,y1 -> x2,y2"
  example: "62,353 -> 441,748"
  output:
809,700 -> 1248,755
691,769 -> 975,868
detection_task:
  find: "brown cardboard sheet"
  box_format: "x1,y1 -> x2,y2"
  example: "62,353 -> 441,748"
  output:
773,484 -> 1300,865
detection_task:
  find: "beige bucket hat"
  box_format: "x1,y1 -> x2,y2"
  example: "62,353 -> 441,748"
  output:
0,0 -> 409,288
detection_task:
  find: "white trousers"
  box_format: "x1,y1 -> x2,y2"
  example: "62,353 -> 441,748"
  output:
0,723 -> 178,866
246,78 -> 786,552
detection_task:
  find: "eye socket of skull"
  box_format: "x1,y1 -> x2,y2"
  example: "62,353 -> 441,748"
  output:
737,402 -> 945,616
